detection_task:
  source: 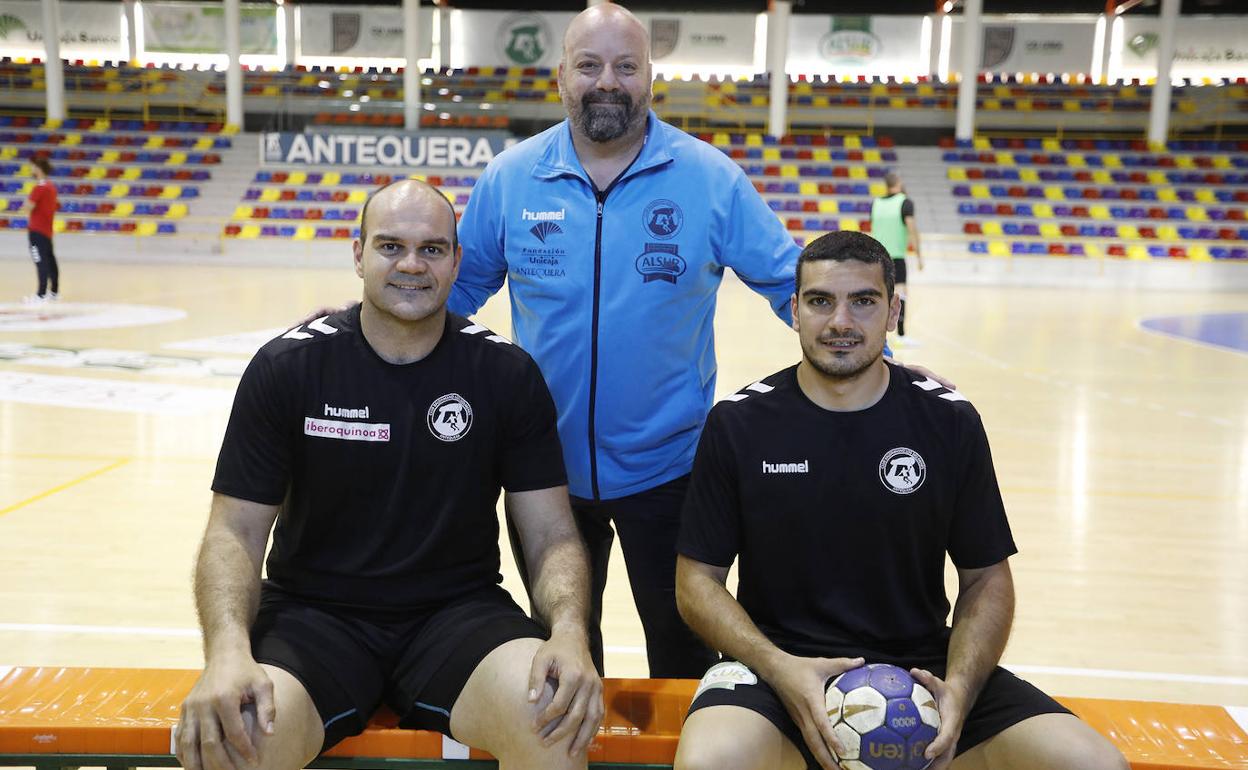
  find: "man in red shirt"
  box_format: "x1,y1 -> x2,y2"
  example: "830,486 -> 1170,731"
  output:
20,156 -> 59,303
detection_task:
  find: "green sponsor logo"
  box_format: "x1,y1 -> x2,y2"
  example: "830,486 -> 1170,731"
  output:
499,14 -> 550,65
1127,32 -> 1158,58
0,13 -> 28,41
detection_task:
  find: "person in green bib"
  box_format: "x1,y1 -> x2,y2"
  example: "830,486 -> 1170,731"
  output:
870,171 -> 923,337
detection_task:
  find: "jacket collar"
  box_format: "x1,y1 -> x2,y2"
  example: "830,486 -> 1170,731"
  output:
532,110 -> 673,184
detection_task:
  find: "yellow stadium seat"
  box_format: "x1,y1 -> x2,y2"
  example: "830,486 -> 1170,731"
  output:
62,133 -> 81,147
972,137 -> 990,150
746,134 -> 763,147
871,83 -> 888,96
1039,223 -> 1061,238
1102,154 -> 1122,169
1188,245 -> 1212,262
1118,224 -> 1140,239
1147,171 -> 1167,185
165,152 -> 187,166
1084,243 -> 1103,258
917,84 -> 934,96
544,91 -> 560,103
711,133 -> 730,147
19,181 -> 33,195
817,200 -> 837,214
484,90 -> 503,101
299,75 -> 317,86
86,168 -> 106,180
868,183 -> 886,197
288,171 -> 308,186
750,95 -> 767,106
160,185 -> 182,200
971,185 -> 989,199
503,78 -> 521,90
1126,245 -> 1149,261
1016,98 -> 1033,111
981,221 -> 1003,236
259,188 -> 280,202
1019,169 -> 1039,183
1185,206 -> 1208,221
1092,170 -> 1112,185
812,149 -> 830,162
166,203 -> 187,219
348,190 -> 368,203
1156,225 -> 1179,241
91,119 -> 110,132
137,221 -> 158,237
1175,156 -> 1195,169
1212,156 -> 1231,169
1067,154 -> 1085,168
1042,138 -> 1061,152
233,205 -> 253,219
1120,86 -> 1137,98
988,241 -> 1009,257
239,224 -> 261,239
106,82 -> 123,93
1089,205 -> 1110,220
1194,189 -> 1215,204
1063,100 -> 1081,112
889,97 -> 906,109
0,147 -> 14,160
792,82 -> 810,95
294,225 -> 316,241
53,219 -> 67,234
799,182 -> 818,196
108,184 -> 129,198
194,137 -> 213,150
1044,187 -> 1065,201
43,117 -> 60,129
408,173 -> 426,182
1157,188 -> 1178,202
1032,203 -> 1054,218
781,165 -> 799,178
763,148 -> 781,161
993,85 -> 1011,98
849,167 -> 867,180
838,218 -> 860,232
100,150 -> 119,163
813,96 -> 830,108
221,124 -> 240,135
864,150 -> 881,163
948,168 -> 967,181
144,135 -> 163,149
845,136 -> 862,150
113,201 -> 134,217
321,171 -> 341,186
997,152 -> 1015,166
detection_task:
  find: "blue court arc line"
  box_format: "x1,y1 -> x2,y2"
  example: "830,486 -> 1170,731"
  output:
1138,312 -> 1248,355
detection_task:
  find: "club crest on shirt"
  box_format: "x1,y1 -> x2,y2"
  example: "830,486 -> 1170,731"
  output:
427,393 -> 473,442
642,198 -> 683,240
879,447 -> 926,494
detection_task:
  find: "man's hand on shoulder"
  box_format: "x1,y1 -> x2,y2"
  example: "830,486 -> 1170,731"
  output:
527,621 -> 604,757
296,301 -> 359,328
176,657 -> 276,770
889,360 -> 956,391
763,652 -> 865,770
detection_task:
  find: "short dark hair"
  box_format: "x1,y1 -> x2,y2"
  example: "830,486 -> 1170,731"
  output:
795,230 -> 895,299
884,170 -> 902,189
31,156 -> 52,176
358,178 -> 458,251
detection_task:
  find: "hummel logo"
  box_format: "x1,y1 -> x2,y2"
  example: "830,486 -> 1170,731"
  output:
762,460 -> 809,474
522,208 -> 565,222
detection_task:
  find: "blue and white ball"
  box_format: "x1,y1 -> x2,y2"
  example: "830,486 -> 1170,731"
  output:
824,663 -> 940,770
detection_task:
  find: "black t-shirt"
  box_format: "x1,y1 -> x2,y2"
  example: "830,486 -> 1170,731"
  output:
677,362 -> 1016,659
212,306 -> 567,610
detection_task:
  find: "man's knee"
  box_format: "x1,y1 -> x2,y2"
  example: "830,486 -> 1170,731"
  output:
963,713 -> 1128,770
254,664 -> 325,770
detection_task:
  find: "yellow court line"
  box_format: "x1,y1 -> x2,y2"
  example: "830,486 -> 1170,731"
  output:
0,457 -> 131,518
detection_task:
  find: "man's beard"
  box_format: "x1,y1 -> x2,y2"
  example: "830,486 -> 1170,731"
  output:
569,90 -> 645,143
800,332 -> 884,381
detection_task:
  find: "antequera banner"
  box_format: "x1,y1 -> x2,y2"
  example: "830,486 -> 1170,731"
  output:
787,15 -> 928,76
262,132 -> 517,169
948,16 -> 1099,75
299,5 -> 434,59
0,0 -> 124,58
455,10 -> 576,69
1113,16 -> 1248,79
142,2 -> 277,55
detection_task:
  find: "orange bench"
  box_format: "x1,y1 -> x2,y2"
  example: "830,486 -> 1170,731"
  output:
1,667 -> 1246,769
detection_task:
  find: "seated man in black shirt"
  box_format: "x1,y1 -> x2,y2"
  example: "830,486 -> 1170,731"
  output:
673,231 -> 1126,770
176,180 -> 601,770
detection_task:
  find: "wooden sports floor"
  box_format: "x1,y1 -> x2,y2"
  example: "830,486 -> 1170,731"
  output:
1,258 -> 1245,713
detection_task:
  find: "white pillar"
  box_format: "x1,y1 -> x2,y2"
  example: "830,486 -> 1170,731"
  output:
41,0 -> 66,123
224,0 -> 244,129
766,0 -> 791,139
283,2 -> 297,69
403,0 -> 422,130
439,4 -> 452,71
954,0 -> 983,141
927,14 -> 940,79
1148,0 -> 1180,146
124,0 -> 138,63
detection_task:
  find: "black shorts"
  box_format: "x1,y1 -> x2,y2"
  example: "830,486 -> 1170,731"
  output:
252,582 -> 546,753
687,659 -> 1070,768
893,257 -> 908,285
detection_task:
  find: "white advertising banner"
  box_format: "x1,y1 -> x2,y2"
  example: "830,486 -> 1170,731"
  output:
1112,16 -> 1248,79
0,1 -> 124,58
141,2 -> 277,55
787,15 -> 928,77
453,10 -> 575,69
949,16 -> 1099,75
298,5 -> 433,59
633,13 -> 758,71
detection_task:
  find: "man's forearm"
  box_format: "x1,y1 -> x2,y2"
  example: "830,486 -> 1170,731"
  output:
193,523 -> 265,662
944,566 -> 1014,705
529,532 -> 592,636
676,559 -> 789,679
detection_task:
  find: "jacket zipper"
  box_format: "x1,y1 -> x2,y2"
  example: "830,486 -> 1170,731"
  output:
588,192 -> 606,500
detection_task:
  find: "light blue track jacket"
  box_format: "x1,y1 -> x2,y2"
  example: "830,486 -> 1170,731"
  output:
451,113 -> 800,500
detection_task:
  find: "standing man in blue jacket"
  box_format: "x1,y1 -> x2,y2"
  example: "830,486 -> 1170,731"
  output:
451,4 -> 800,679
